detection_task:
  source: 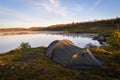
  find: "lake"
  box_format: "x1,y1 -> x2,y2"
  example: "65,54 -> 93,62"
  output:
0,31 -> 100,53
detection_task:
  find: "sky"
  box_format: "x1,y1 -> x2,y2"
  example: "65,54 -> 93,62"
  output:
0,0 -> 120,28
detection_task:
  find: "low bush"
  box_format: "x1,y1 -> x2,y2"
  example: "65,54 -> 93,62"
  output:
19,42 -> 31,49
107,30 -> 120,49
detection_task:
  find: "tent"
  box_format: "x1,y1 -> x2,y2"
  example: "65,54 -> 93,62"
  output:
46,39 -> 104,70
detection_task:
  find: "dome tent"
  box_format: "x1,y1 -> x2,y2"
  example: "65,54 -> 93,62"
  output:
46,39 -> 104,70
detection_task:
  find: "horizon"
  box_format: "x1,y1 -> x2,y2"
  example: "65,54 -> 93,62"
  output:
0,17 -> 118,29
0,0 -> 120,28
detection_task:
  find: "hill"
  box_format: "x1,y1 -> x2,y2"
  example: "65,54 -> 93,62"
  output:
42,18 -> 120,35
0,17 -> 120,36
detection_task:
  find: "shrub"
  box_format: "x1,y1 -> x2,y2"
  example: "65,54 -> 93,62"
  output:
107,30 -> 120,49
19,42 -> 31,49
90,46 -> 112,54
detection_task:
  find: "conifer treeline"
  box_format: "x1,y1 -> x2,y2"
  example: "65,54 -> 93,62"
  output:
0,18 -> 120,33
42,17 -> 120,33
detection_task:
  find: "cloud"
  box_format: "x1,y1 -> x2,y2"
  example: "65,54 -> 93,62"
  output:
0,6 -> 35,28
89,0 -> 102,11
0,0 -> 69,27
28,0 -> 68,17
0,7 -> 32,21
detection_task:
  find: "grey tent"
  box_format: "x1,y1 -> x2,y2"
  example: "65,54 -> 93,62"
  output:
46,39 -> 104,69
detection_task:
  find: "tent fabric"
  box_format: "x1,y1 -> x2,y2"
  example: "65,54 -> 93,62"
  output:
46,40 -> 59,58
46,39 -> 104,70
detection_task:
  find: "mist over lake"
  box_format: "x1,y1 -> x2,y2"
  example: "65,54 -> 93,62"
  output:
0,31 -> 100,53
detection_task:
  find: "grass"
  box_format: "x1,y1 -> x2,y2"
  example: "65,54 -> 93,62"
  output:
0,46 -> 120,80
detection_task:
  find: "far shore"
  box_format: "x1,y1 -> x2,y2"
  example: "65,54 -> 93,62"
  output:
0,31 -> 39,35
0,31 -> 66,35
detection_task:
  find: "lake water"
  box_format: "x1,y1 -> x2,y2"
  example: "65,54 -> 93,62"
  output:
0,31 -> 100,53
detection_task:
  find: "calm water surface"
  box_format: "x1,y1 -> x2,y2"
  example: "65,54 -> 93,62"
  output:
0,31 -> 100,53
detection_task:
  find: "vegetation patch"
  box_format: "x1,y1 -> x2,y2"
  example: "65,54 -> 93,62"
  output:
0,45 -> 119,80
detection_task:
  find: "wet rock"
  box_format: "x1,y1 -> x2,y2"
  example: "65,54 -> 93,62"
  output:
93,36 -> 108,45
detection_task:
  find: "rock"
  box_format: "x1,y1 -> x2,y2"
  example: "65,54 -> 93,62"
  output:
93,36 -> 108,45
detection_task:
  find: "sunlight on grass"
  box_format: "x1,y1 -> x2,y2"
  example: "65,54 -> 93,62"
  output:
0,45 -> 119,80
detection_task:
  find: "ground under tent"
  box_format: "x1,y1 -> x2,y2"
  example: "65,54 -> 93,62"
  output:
46,39 -> 104,70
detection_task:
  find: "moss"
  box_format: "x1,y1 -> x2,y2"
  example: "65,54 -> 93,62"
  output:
0,46 -> 120,80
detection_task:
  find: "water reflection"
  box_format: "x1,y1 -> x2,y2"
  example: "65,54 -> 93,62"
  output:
0,31 -> 100,53
34,31 -> 98,38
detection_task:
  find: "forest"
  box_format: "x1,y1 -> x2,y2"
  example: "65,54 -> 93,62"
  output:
0,17 -> 120,35
35,17 -> 120,34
